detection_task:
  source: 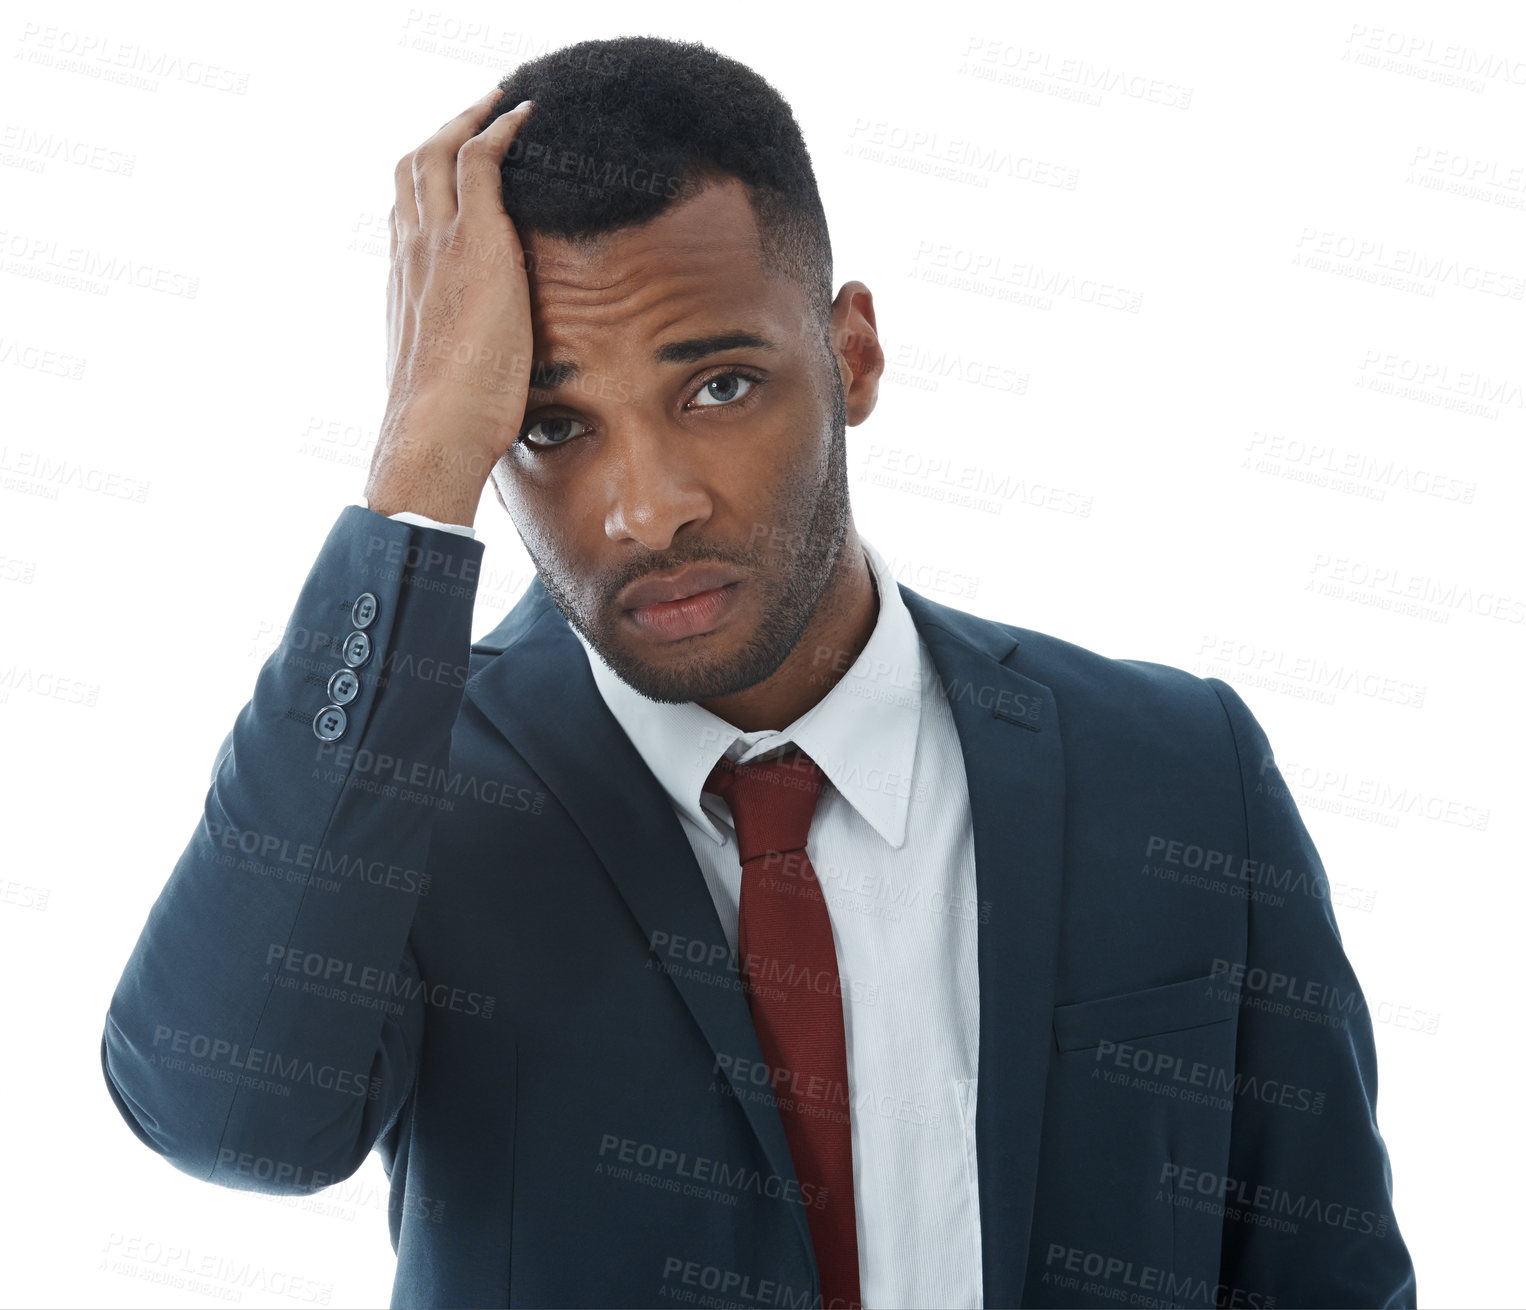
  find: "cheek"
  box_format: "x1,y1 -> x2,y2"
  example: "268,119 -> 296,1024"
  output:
735,405 -> 819,481
491,475 -> 551,557
525,494 -> 599,582
497,461 -> 562,536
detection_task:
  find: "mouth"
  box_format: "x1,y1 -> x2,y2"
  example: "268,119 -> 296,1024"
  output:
622,581 -> 743,641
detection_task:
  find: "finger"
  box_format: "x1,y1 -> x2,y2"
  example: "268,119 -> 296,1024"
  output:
388,205 -> 398,264
457,98 -> 533,214
413,85 -> 510,228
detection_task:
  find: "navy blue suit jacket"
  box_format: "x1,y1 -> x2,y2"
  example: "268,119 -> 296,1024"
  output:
102,507 -> 1416,1308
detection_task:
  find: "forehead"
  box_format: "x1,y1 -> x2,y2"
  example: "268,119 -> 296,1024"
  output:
520,178 -> 805,349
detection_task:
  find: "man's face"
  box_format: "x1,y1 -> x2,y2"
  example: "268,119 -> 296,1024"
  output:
491,177 -> 864,705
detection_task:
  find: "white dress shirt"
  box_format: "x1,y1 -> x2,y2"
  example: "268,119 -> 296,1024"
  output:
366,504 -> 985,1309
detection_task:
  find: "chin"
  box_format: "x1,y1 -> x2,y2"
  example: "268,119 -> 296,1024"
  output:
606,634 -> 764,705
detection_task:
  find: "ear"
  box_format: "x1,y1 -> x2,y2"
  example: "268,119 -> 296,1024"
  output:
829,280 -> 884,425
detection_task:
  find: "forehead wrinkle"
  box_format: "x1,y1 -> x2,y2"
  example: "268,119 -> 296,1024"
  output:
528,258 -> 737,326
528,269 -> 777,392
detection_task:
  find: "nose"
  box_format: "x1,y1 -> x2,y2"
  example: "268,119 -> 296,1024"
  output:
602,424 -> 714,552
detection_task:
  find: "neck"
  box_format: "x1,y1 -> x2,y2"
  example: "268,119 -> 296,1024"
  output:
696,526 -> 879,733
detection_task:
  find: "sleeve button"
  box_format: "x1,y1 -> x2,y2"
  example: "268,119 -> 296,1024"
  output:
312,705 -> 348,741
342,630 -> 372,668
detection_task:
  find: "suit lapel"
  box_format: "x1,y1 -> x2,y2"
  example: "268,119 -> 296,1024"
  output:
899,586 -> 1066,1306
468,579 -> 1067,1304
464,581 -> 818,1277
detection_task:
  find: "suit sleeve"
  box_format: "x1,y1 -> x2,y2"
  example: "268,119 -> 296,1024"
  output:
101,506 -> 485,1194
1206,677 -> 1417,1307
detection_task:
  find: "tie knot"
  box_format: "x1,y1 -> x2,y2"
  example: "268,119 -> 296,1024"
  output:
703,747 -> 828,865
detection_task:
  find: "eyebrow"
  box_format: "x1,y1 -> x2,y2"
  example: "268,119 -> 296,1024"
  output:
527,330 -> 779,393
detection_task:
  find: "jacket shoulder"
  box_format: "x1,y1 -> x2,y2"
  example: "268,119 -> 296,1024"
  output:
907,584 -> 1233,738
1013,623 -> 1226,719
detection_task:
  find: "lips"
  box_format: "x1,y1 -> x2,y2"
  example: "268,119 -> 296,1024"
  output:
619,564 -> 746,611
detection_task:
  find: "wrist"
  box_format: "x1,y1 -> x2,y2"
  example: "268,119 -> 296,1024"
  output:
364,465 -> 486,526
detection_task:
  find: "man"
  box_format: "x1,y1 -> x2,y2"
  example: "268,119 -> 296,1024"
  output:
101,36 -> 1416,1310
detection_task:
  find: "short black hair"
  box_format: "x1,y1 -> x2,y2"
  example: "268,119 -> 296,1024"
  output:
485,36 -> 834,332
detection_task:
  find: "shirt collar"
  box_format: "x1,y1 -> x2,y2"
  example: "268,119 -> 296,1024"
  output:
573,536 -> 922,849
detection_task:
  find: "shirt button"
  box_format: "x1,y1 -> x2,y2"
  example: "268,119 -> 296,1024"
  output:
342,630 -> 372,668
351,592 -> 379,628
312,705 -> 348,741
327,668 -> 360,705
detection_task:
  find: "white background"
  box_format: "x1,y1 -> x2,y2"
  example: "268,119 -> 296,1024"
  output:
2,1 -> 1522,1306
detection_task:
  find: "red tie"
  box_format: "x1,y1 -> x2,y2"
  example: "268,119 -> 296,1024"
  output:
704,748 -> 862,1310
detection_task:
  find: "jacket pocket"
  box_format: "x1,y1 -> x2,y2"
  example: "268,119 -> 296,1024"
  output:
1052,971 -> 1239,1052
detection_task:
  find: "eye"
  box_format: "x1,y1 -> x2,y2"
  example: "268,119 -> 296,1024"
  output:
517,369 -> 765,451
688,370 -> 762,409
519,415 -> 590,449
